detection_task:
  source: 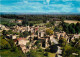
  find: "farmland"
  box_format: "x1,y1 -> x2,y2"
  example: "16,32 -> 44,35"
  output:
64,20 -> 80,24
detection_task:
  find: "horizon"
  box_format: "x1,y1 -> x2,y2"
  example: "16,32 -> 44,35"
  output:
0,12 -> 80,15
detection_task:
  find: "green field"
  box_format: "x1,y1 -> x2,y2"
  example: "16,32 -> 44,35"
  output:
0,18 -> 15,22
0,49 -> 25,57
48,52 -> 56,57
0,18 -> 15,24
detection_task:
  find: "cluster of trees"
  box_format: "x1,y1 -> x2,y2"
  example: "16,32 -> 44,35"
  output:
0,33 -> 25,57
45,21 -> 55,27
1,14 -> 80,21
0,38 -> 25,57
2,30 -> 30,38
0,38 -> 11,49
26,49 -> 44,57
63,38 -> 80,57
1,14 -> 80,27
46,29 -> 53,35
20,31 -> 31,37
62,22 -> 80,34
22,20 -> 43,26
2,30 -> 19,36
59,38 -> 67,47
59,37 -> 80,57
1,22 -> 16,27
0,37 -> 18,52
26,47 -> 57,57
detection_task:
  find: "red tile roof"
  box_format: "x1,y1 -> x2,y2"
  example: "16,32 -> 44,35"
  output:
13,39 -> 17,42
17,38 -> 26,41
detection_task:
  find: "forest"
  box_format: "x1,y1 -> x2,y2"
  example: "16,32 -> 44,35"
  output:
0,14 -> 80,21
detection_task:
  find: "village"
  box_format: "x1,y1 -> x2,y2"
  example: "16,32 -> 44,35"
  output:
0,19 -> 80,57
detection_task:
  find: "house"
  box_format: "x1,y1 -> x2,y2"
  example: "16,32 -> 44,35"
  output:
13,39 -> 18,44
38,37 -> 49,48
30,27 -> 34,33
34,27 -> 38,32
20,45 -> 29,53
67,34 -> 80,42
6,34 -> 12,39
71,34 -> 80,40
49,35 -> 54,43
38,31 -> 45,38
11,35 -> 17,39
55,31 -> 67,40
27,26 -> 30,32
13,38 -> 30,53
12,35 -> 19,39
46,20 -> 49,23
6,34 -> 18,39
46,35 -> 58,44
0,24 -> 9,30
15,38 -> 30,53
17,38 -> 29,45
0,25 -> 5,29
16,20 -> 23,23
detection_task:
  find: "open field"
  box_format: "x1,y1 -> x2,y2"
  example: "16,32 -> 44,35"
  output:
0,18 -> 15,24
48,52 -> 56,57
55,20 -> 80,24
64,20 -> 80,24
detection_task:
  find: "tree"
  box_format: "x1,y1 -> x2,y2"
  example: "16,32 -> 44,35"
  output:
29,23 -> 33,27
61,18 -> 65,23
10,46 -> 18,52
75,25 -> 80,34
63,44 -> 73,57
62,22 -> 80,34
35,40 -> 40,45
8,30 -> 13,34
50,45 -> 58,53
45,23 -> 53,27
23,31 -> 29,37
2,30 -> 7,36
51,21 -> 55,25
26,42 -> 30,48
0,39 -> 11,49
35,40 -> 41,48
63,38 -> 80,57
26,49 -> 44,57
8,39 -> 15,48
62,22 -> 69,33
54,27 -> 60,32
59,38 -> 67,47
19,33 -> 24,37
46,29 -> 53,35
68,24 -> 75,34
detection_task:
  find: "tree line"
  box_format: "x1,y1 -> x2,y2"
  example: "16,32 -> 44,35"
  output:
1,14 -> 80,21
62,22 -> 80,34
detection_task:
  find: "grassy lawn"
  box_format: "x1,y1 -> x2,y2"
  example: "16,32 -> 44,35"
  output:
0,49 -> 25,57
0,18 -> 15,22
34,23 -> 45,26
0,18 -> 15,24
48,52 -> 56,57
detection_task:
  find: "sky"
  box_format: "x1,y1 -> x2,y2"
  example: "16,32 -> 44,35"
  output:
0,0 -> 80,14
